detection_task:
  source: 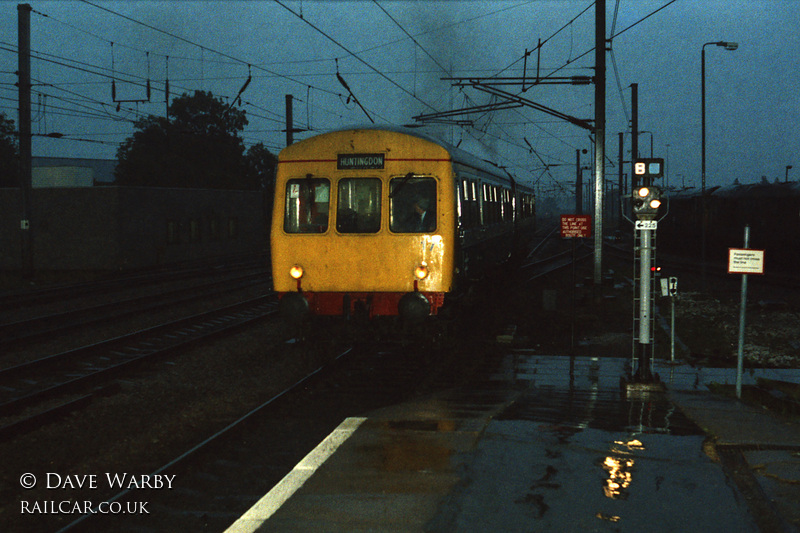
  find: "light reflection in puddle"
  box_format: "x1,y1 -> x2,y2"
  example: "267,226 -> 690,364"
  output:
602,455 -> 634,499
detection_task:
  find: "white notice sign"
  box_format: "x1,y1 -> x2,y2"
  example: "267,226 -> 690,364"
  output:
728,248 -> 765,275
635,220 -> 657,231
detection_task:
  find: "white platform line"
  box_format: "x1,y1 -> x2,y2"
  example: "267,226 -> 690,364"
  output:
224,417 -> 367,533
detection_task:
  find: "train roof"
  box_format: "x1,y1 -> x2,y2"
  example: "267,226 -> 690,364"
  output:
286,125 -> 528,191
713,181 -> 800,198
669,181 -> 800,199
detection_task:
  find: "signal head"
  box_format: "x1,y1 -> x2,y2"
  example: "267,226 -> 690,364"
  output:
632,186 -> 662,220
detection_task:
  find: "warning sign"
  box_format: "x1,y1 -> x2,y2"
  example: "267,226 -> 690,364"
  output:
560,214 -> 591,238
728,248 -> 765,275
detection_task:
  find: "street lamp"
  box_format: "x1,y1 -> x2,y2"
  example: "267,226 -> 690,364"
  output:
702,41 -> 738,194
701,40 -> 738,281
786,165 -> 793,183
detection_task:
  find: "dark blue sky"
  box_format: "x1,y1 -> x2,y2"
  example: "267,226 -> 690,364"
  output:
1,1 -> 797,193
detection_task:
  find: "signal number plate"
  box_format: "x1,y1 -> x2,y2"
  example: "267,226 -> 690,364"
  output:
635,220 -> 657,231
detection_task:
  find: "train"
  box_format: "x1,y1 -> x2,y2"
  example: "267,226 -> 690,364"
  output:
270,126 -> 535,323
658,180 -> 800,271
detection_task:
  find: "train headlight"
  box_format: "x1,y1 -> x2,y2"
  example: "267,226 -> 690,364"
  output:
289,265 -> 304,279
414,263 -> 429,280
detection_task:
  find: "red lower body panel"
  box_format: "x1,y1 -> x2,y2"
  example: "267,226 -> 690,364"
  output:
280,291 -> 445,317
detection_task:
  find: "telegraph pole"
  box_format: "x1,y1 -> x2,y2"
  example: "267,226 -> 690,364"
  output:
618,132 -> 624,221
18,3 -> 33,279
630,84 -> 638,186
285,94 -> 294,146
575,149 -> 583,214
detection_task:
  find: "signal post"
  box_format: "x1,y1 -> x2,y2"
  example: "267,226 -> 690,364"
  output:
627,158 -> 665,391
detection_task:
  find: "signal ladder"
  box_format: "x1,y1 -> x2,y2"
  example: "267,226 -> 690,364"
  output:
632,227 -> 657,374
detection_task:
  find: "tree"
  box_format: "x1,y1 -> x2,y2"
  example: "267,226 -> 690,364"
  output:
0,113 -> 19,188
245,142 -> 278,191
115,90 -> 267,190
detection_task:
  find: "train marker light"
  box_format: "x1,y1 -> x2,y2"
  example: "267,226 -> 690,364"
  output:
289,265 -> 304,279
414,263 -> 429,280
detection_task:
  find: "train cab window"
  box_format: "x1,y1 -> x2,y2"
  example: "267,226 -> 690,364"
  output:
284,178 -> 330,233
336,178 -> 381,233
390,176 -> 437,233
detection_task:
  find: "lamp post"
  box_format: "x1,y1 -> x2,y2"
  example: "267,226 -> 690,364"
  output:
786,165 -> 793,183
701,40 -> 738,282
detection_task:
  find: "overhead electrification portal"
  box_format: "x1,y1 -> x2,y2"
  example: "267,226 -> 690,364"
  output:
412,77 -> 593,131
412,0 -> 607,286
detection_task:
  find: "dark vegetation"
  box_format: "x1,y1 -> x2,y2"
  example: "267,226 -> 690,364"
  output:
1,90 -> 278,191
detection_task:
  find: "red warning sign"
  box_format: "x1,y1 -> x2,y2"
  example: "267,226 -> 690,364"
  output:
560,214 -> 591,238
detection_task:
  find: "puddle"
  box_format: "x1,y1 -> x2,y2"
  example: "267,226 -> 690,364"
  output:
426,354 -> 761,532
497,388 -> 704,436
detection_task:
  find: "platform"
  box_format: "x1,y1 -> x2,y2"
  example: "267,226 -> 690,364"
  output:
225,354 -> 800,532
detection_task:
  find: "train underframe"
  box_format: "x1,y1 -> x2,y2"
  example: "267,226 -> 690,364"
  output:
278,289 -> 446,323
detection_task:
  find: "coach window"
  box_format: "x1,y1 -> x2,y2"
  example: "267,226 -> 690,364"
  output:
166,220 -> 180,245
209,216 -> 220,241
337,178 -> 381,233
503,189 -> 512,221
228,217 -> 239,239
190,219 -> 201,242
457,180 -> 466,227
471,180 -> 481,226
483,184 -> 495,224
390,176 -> 437,233
284,178 -> 330,233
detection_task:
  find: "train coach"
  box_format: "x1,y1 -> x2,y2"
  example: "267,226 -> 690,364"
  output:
659,180 -> 800,271
270,126 -> 535,323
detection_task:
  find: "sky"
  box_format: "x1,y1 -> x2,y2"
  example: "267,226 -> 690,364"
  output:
1,0 -> 798,195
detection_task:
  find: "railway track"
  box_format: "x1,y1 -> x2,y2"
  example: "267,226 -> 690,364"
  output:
0,255 -> 267,312
0,295 -> 277,441
0,270 -> 270,349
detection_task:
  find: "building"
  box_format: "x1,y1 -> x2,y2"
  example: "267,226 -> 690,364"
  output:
1,158 -> 270,272
32,156 -> 117,187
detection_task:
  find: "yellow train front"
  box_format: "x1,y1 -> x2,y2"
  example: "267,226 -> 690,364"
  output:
270,126 -> 532,323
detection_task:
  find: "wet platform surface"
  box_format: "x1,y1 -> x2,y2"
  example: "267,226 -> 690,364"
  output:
226,354 -> 800,532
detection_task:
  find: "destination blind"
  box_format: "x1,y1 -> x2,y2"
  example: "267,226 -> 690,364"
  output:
337,153 -> 385,170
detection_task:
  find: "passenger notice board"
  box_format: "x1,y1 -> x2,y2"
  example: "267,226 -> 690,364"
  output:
560,214 -> 591,238
728,248 -> 765,275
